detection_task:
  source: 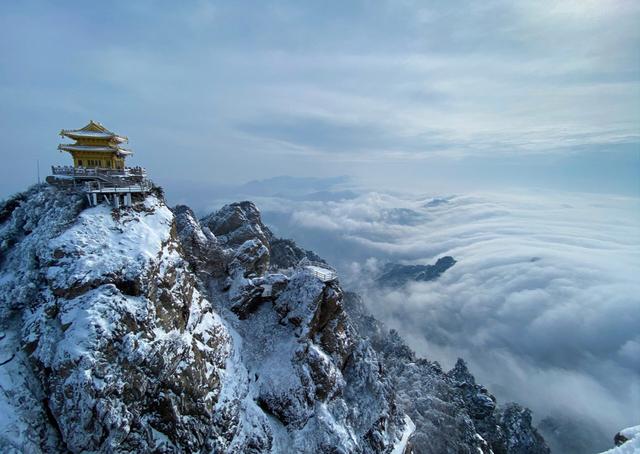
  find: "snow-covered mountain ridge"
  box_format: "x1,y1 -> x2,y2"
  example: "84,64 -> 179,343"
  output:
0,185 -> 550,453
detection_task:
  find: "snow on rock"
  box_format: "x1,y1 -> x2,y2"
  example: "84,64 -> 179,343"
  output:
196,202 -> 408,452
391,415 -> 415,454
600,426 -> 640,454
345,291 -> 551,454
43,195 -> 173,295
172,205 -> 225,278
0,317 -> 57,453
0,186 -> 231,452
496,403 -> 550,454
201,201 -> 270,249
230,239 -> 270,278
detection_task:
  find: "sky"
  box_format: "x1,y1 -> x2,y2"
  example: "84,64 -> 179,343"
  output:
0,0 -> 639,197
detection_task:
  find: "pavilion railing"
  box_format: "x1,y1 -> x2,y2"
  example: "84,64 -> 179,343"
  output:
83,179 -> 153,192
51,165 -> 146,178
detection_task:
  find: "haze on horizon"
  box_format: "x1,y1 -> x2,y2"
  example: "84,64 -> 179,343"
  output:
0,0 -> 639,198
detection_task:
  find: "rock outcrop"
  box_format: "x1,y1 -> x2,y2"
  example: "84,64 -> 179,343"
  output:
0,186 -> 231,452
195,200 -> 406,452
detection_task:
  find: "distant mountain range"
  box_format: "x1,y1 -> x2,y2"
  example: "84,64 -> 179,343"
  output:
377,256 -> 457,288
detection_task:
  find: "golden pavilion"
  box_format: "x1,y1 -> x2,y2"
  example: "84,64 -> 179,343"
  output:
58,120 -> 132,169
49,120 -> 149,208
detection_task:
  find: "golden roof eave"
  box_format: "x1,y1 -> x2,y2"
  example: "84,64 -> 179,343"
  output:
58,144 -> 133,156
59,120 -> 129,143
60,130 -> 128,143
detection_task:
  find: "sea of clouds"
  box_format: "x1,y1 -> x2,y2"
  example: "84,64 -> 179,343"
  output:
194,180 -> 640,451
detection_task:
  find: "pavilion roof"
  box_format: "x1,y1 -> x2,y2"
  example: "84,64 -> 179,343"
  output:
58,144 -> 133,156
60,120 -> 128,143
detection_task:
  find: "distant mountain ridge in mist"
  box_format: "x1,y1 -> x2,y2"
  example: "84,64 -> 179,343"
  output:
377,256 -> 457,288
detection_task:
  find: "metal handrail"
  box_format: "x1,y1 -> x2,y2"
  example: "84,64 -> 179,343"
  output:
297,259 -> 337,273
307,268 -> 337,281
84,179 -> 152,191
297,258 -> 338,281
51,165 -> 146,177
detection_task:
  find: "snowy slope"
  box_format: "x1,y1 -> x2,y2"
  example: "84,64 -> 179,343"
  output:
0,187 -> 232,452
600,426 -> 640,454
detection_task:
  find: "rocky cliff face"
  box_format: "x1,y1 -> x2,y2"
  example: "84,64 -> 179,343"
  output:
0,185 -> 550,453
0,186 -> 231,452
345,292 -> 550,454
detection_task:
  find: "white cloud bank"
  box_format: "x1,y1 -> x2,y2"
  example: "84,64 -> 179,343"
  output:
257,189 -> 640,442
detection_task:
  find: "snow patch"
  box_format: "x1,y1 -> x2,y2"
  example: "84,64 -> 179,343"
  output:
391,415 -> 416,454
